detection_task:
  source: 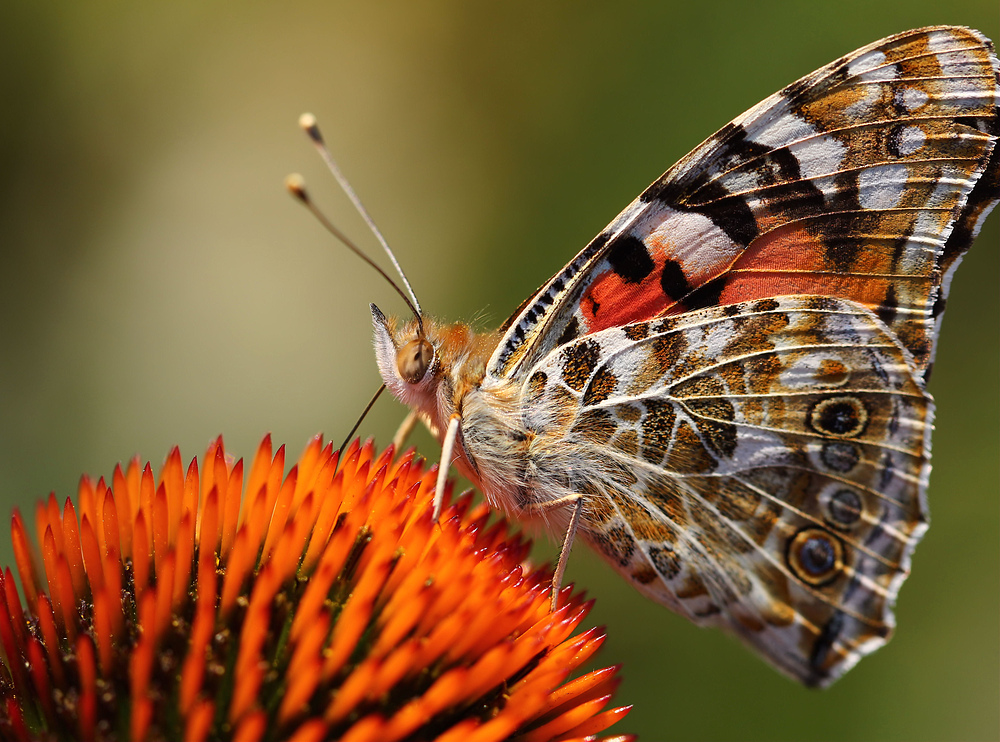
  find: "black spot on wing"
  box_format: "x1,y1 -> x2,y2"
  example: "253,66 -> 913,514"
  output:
556,316 -> 580,346
807,610 -> 844,686
876,284 -> 898,328
683,278 -> 726,311
607,235 -> 655,283
659,259 -> 690,300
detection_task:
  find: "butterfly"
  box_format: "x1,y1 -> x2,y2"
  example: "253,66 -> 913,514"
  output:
321,26 -> 1000,688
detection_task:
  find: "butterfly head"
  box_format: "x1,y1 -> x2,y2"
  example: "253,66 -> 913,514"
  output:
371,302 -> 494,431
371,303 -> 440,409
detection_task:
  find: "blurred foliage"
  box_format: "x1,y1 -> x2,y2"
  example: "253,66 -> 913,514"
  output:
0,2 -> 996,740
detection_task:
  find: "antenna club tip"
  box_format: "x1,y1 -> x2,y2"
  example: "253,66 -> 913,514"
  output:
298,112 -> 323,143
284,173 -> 309,201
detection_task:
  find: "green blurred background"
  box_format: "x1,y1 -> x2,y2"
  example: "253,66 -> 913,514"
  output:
1,2 -> 996,740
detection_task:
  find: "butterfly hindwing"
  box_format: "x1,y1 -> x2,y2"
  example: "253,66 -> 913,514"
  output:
490,26 -> 999,382
522,296 -> 931,685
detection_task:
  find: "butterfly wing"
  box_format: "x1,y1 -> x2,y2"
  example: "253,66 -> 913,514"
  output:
489,26 -> 999,383
475,26 -> 998,685
522,297 -> 930,685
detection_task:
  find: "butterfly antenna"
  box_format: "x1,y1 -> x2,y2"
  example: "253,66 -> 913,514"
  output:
285,173 -> 422,326
296,112 -> 423,329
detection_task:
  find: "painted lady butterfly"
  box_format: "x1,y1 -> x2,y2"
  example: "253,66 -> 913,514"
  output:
359,27 -> 999,687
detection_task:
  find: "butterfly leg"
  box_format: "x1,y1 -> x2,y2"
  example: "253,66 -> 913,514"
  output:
527,495 -> 584,611
392,409 -> 420,452
432,413 -> 463,522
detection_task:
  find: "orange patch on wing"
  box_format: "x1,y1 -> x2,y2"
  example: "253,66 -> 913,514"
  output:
718,224 -> 894,309
581,263 -> 673,334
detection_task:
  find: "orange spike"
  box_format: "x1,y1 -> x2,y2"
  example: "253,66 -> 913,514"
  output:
260,466 -> 297,560
300,473 -> 346,573
173,511 -> 195,607
322,655 -> 377,725
101,545 -> 124,638
160,446 -> 184,547
60,499 -> 87,599
221,458 -> 243,557
219,528 -> 252,617
273,492 -> 315,583
229,659 -> 264,725
4,698 -> 29,741
184,699 -> 215,742
26,638 -> 55,719
519,694 -> 612,742
197,487 -> 220,569
85,478 -> 108,555
130,696 -> 152,742
278,653 -> 321,724
132,511 -> 150,603
112,464 -> 134,549
242,482 -> 269,561
211,445 -> 229,535
102,486 -> 124,561
152,484 -> 170,570
432,719 -> 481,742
322,550 -> 393,680
289,540 -> 345,643
153,551 -> 176,641
124,456 -> 142,523
195,546 -> 217,617
370,583 -> 433,658
295,436 -> 325,495
79,515 -> 105,595
200,438 -> 221,512
262,444 -> 286,527
295,440 -> 335,512
44,494 -> 64,555
180,599 -> 215,713
560,705 -> 632,740
1,569 -> 26,647
367,639 -> 420,699
130,593 -> 156,719
233,710 -> 267,742
75,635 -> 98,742
287,719 -> 329,742
139,464 -> 156,551
10,509 -> 41,609
462,702 -> 537,742
545,665 -> 620,712
287,611 -> 330,682
183,455 -> 200,535
34,596 -> 65,686
0,584 -> 29,695
390,668 -> 472,741
40,527 -> 61,619
461,641 -> 519,702
240,435 -> 272,531
92,588 -> 114,674
54,556 -> 77,642
339,460 -> 370,515
234,566 -> 279,680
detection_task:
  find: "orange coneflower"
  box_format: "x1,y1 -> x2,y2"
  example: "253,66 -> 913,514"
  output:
0,435 -> 632,742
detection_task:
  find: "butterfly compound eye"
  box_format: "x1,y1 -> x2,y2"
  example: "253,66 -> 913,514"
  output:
397,338 -> 434,384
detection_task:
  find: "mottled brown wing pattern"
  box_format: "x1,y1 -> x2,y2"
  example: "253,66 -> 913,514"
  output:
489,26 -> 999,382
521,297 -> 930,685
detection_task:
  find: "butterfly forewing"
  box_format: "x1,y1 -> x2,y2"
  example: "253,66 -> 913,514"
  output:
489,26 -> 999,382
